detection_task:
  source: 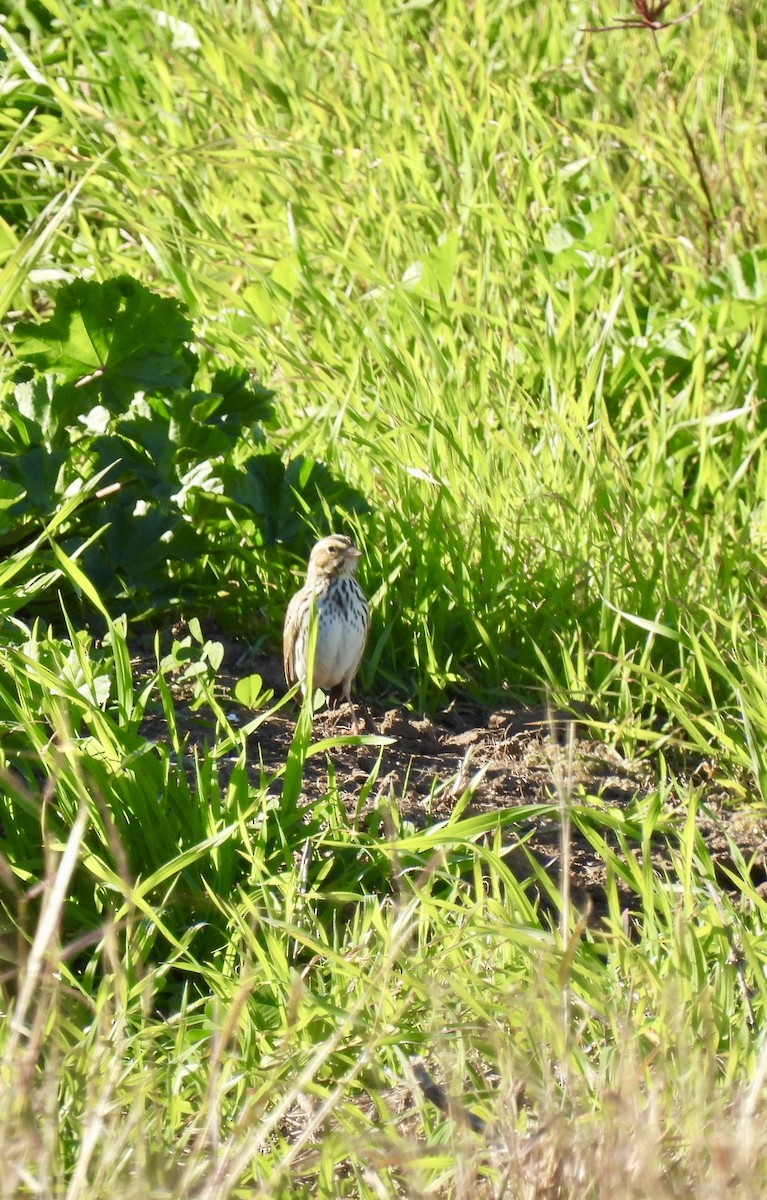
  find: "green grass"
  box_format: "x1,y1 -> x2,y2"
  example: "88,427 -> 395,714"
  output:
5,0 -> 766,739
2,631 -> 767,1196
1,0 -> 767,1194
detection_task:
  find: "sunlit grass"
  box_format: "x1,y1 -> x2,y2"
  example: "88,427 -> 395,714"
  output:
1,603 -> 767,1195
2,646 -> 767,1196
3,0 -> 766,755
1,0 -> 767,1194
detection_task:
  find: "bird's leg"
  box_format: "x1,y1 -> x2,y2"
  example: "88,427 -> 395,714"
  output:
327,685 -> 345,731
346,687 -> 374,735
329,685 -> 371,735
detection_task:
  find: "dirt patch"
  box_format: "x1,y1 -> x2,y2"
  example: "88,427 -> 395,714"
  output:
139,634 -> 767,912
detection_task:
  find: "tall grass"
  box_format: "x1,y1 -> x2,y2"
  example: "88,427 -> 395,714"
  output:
2,630 -> 767,1195
1,0 -> 767,1194
3,0 -> 766,750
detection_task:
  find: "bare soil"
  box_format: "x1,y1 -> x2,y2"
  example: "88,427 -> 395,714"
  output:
141,633 -> 767,911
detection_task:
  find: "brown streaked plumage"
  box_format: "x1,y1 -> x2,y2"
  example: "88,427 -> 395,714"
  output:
283,534 -> 369,732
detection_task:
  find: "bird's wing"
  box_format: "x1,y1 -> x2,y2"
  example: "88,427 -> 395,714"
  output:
283,589 -> 304,685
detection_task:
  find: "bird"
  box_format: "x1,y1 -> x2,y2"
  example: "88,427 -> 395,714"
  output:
283,533 -> 369,733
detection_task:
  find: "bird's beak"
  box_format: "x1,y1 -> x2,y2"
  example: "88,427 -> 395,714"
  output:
346,546 -> 362,560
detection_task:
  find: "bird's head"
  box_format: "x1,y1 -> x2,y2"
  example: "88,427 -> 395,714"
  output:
306,534 -> 362,583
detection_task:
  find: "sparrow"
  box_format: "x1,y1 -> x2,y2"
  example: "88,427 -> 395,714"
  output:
283,534 -> 369,732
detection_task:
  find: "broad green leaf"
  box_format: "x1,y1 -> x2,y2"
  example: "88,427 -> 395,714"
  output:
724,247 -> 767,303
0,478 -> 26,510
203,367 -> 275,427
13,275 -> 196,412
228,453 -> 368,545
234,674 -> 264,707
